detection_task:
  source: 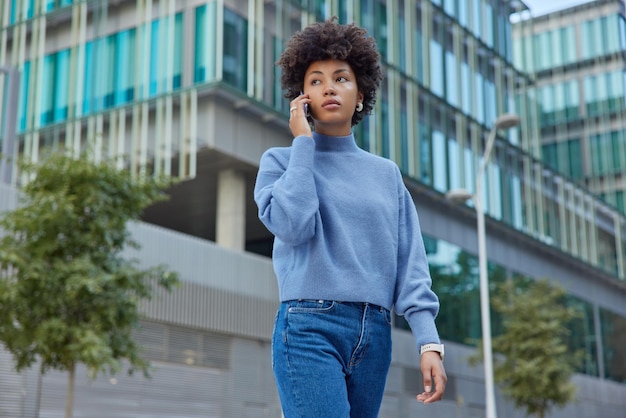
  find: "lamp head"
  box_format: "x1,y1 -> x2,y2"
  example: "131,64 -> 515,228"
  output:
494,114 -> 521,130
445,189 -> 474,204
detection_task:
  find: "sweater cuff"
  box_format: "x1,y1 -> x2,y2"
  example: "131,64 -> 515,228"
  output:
288,135 -> 315,169
406,310 -> 441,349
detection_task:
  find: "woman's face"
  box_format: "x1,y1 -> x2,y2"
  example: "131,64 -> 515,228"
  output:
303,59 -> 364,136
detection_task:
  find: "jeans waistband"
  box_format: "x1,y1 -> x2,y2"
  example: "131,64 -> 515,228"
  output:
294,299 -> 388,313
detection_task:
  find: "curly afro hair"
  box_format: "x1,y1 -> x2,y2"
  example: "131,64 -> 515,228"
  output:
277,18 -> 384,127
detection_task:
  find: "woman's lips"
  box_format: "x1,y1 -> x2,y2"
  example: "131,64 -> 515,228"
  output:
322,99 -> 340,109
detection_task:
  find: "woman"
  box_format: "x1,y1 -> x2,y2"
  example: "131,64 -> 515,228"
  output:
254,18 -> 447,417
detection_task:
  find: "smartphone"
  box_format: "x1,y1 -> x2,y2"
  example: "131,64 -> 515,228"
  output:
300,91 -> 309,115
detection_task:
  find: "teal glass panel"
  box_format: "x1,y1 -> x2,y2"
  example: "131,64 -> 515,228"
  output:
484,2 -> 494,48
400,102 -> 409,172
223,8 -> 248,91
445,50 -> 458,107
605,15 -> 621,54
562,26 -> 576,65
173,13 -> 183,89
599,308 -> 626,382
54,49 -> 70,122
39,49 -> 69,126
474,71 -> 485,124
419,123 -> 432,185
381,98 -> 390,158
46,0 -> 73,11
149,19 -> 161,95
432,130 -> 447,193
458,0 -> 467,28
375,0 -> 388,62
398,11 -> 407,73
429,38 -> 444,98
83,38 -> 108,114
272,34 -> 285,112
194,2 -> 217,83
18,61 -> 31,132
443,0 -> 455,18
10,0 -> 35,23
40,55 -> 55,125
471,0 -> 480,38
427,237 -> 482,345
485,78 -> 496,126
581,20 -> 593,60
113,29 -> 136,105
147,13 -> 183,97
447,137 -> 460,191
460,61 -> 470,115
412,20 -> 424,84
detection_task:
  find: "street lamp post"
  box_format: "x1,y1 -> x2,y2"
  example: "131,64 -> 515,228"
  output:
0,66 -> 20,185
446,114 -> 520,418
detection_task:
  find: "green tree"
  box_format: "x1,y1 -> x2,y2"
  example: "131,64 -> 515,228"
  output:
470,278 -> 582,418
0,152 -> 179,418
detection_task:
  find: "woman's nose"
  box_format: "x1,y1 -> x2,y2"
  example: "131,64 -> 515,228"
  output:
324,86 -> 336,96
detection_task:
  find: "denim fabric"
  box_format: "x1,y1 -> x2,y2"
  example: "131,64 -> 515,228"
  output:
272,300 -> 392,418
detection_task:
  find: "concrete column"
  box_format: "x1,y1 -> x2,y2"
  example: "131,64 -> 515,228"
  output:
216,168 -> 246,251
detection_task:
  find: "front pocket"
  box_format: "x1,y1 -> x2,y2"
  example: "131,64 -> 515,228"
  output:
287,299 -> 336,313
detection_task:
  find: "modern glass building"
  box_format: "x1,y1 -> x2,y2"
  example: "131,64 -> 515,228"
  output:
513,0 -> 626,213
0,0 -> 625,417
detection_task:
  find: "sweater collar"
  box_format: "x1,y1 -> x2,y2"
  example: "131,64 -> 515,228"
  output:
312,131 -> 358,152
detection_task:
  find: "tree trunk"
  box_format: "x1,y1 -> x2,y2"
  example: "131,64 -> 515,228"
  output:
65,363 -> 75,418
35,363 -> 43,418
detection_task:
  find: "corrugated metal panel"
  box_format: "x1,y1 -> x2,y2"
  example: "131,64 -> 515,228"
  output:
0,348 -> 24,418
126,221 -> 278,302
37,362 -> 224,418
134,320 -> 231,370
140,280 -> 277,341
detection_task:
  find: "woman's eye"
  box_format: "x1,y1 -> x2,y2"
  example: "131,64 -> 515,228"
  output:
311,80 -> 320,85
337,76 -> 347,82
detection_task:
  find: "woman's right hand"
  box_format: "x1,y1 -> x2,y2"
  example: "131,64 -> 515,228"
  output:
289,93 -> 312,138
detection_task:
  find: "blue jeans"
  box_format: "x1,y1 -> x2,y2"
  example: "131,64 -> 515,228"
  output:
272,300 -> 392,418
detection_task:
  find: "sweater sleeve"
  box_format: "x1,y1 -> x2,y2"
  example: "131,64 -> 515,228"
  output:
254,136 -> 319,246
393,171 -> 441,349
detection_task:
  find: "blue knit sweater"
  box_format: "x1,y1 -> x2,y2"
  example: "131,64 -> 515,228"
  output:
254,132 -> 441,347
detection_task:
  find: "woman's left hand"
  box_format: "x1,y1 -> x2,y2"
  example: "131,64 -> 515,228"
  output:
416,351 -> 447,404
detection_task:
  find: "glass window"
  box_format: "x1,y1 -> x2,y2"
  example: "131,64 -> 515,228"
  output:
427,237 -> 482,345
474,71 -> 485,124
448,136 -> 460,191
599,308 -> 626,383
432,130 -> 447,193
223,8 -> 248,91
430,38 -> 444,97
484,2 -> 494,48
562,26 -> 576,65
445,50 -> 458,107
461,61 -> 471,115
604,15 -> 621,55
581,20 -> 595,60
17,61 -> 31,132
551,29 -> 563,68
113,29 -> 137,106
195,2 -> 218,83
10,0 -> 35,23
150,13 -> 183,96
413,24 -> 424,83
40,49 -> 70,126
419,123 -> 432,185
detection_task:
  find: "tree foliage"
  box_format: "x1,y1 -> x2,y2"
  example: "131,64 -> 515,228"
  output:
471,278 -> 582,418
0,151 -> 179,416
